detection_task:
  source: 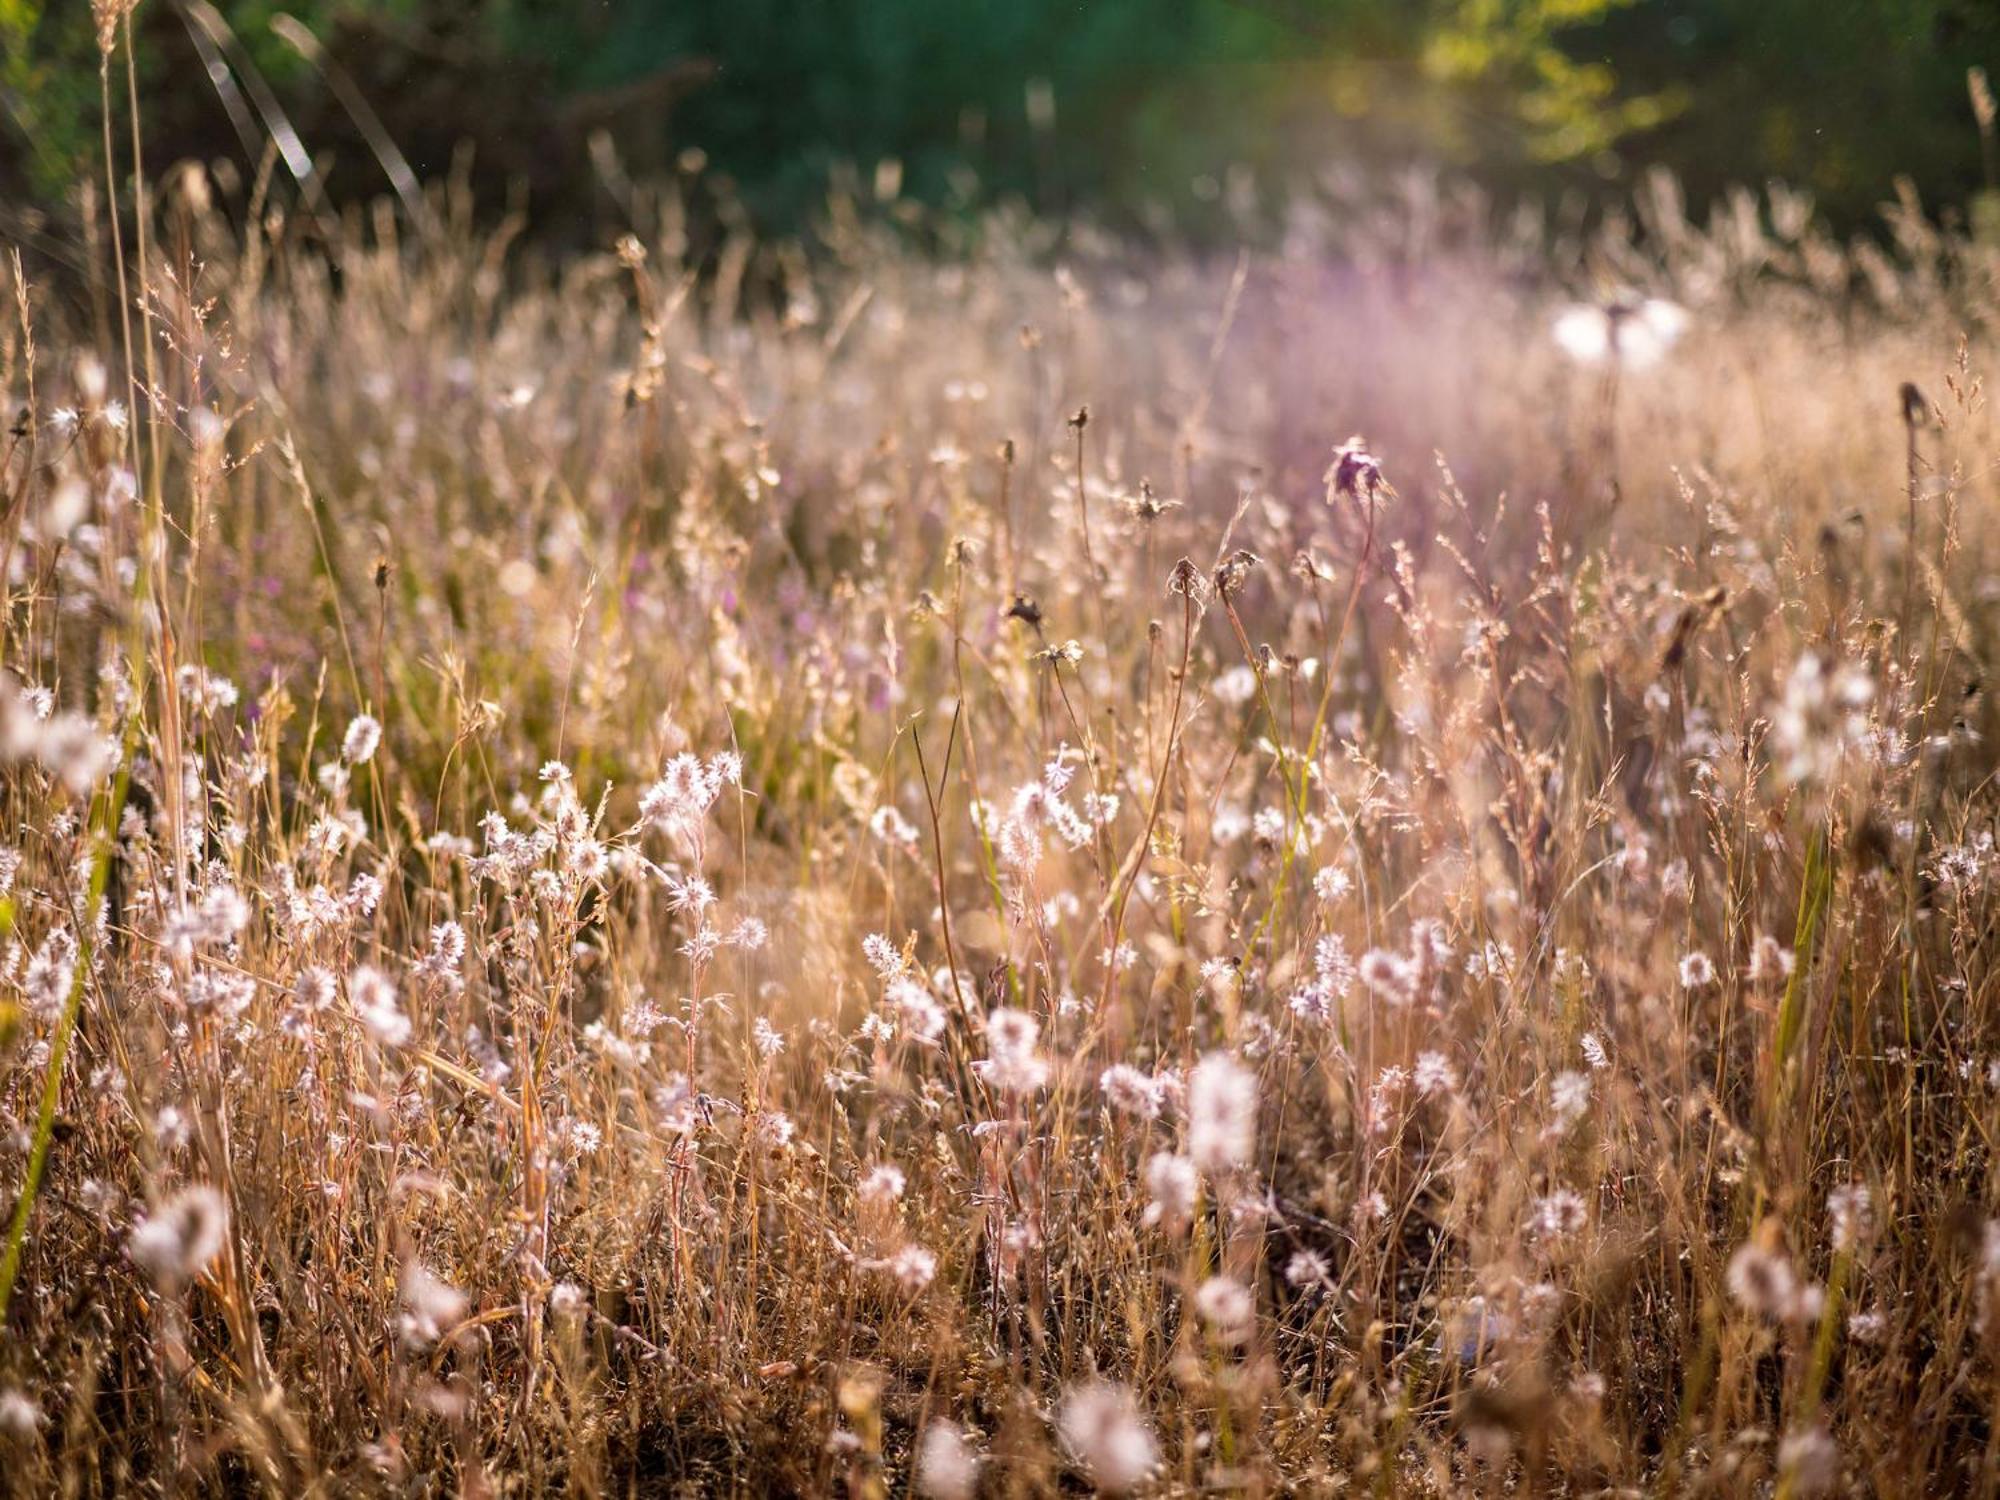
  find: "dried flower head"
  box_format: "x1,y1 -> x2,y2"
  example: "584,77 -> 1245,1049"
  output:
1777,1425 -> 1840,1497
128,1185 -> 228,1286
1193,1275 -> 1254,1338
916,1420 -> 980,1500
1827,1181 -> 1876,1252
399,1261 -> 468,1348
1211,549 -> 1260,600
1187,1052 -> 1256,1176
1726,1240 -> 1811,1321
1143,1151 -> 1198,1228
1326,436 -> 1390,506
1058,1381 -> 1158,1494
342,713 -> 383,765
973,1007 -> 1049,1095
0,1388 -> 41,1440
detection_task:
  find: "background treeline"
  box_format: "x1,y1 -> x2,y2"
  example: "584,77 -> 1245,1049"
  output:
5,0 -> 2000,245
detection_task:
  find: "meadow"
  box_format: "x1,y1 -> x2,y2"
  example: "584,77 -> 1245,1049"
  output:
2,116 -> 2000,1495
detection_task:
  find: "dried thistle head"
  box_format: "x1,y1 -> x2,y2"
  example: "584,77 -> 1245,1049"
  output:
1212,548 -> 1260,601
1291,550 -> 1335,584
1660,585 -> 1727,672
1033,639 -> 1084,666
1125,479 -> 1179,523
1327,435 -> 1391,507
1168,556 -> 1200,604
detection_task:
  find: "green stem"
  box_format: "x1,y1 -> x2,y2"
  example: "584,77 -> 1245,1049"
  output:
0,764 -> 131,1323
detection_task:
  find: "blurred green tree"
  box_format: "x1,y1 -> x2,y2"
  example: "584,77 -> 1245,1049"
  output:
1,0 -> 1995,242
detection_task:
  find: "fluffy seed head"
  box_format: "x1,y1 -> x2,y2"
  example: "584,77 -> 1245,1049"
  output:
1058,1381 -> 1158,1494
128,1185 -> 228,1285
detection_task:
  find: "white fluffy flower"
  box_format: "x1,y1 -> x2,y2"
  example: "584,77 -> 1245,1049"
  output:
916,1420 -> 980,1500
1058,1381 -> 1158,1494
1142,1152 -> 1198,1228
128,1185 -> 228,1285
1187,1052 -> 1256,1176
1193,1275 -> 1254,1337
398,1261 -> 467,1347
350,965 -> 410,1047
341,713 -> 382,765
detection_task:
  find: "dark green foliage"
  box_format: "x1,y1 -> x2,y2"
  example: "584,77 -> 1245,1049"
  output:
1,0 -> 1995,239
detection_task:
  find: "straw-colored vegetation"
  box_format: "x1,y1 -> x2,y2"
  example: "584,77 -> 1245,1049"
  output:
5,32 -> 2000,1498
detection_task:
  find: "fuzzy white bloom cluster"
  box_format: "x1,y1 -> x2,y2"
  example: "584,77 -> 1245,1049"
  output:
0,673 -> 115,795
1058,1381 -> 1159,1493
639,750 -> 742,852
128,1185 -> 228,1286
1187,1052 -> 1256,1175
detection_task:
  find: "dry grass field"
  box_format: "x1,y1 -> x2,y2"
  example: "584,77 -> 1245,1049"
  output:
5,58 -> 2000,1496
